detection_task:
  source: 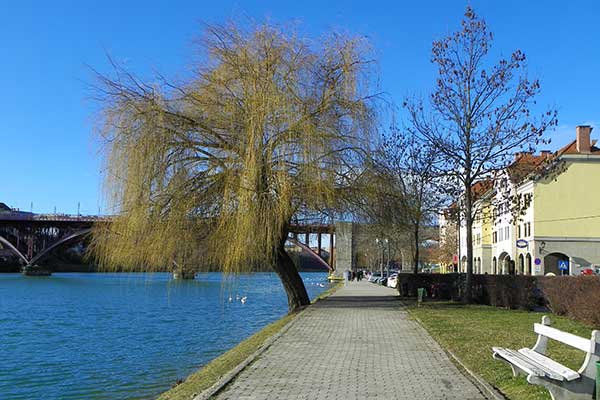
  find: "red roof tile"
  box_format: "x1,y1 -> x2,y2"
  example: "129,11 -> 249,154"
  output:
556,139 -> 600,156
506,153 -> 549,182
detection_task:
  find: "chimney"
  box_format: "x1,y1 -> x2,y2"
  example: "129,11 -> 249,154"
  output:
576,125 -> 592,153
540,150 -> 552,158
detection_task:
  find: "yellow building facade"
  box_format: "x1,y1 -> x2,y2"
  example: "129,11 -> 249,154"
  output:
449,125 -> 600,275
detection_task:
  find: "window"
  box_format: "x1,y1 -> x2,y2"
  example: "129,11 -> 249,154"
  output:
498,202 -> 506,216
499,229 -> 503,241
518,224 -> 521,238
524,222 -> 531,237
493,231 -> 497,243
505,226 -> 510,240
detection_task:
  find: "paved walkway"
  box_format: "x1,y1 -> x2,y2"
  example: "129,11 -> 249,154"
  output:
213,281 -> 487,400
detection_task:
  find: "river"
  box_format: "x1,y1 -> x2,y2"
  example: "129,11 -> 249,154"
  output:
0,272 -> 333,399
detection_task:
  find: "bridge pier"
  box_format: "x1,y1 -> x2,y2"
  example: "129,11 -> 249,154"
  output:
317,233 -> 322,257
329,232 -> 335,269
22,265 -> 52,276
172,269 -> 196,280
331,222 -> 355,280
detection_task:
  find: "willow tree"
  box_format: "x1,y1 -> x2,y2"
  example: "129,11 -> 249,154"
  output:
91,22 -> 377,311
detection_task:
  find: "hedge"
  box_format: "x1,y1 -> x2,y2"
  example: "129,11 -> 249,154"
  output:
472,275 -> 540,310
397,273 -> 600,327
540,276 -> 600,327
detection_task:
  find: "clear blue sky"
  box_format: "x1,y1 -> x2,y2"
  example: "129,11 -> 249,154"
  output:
2,0 -> 599,214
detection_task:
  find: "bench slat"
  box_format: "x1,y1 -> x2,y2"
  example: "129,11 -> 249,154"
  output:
493,347 -> 550,378
518,348 -> 580,381
503,348 -> 566,380
534,323 -> 592,352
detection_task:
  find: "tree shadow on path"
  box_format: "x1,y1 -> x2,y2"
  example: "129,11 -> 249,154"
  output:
314,295 -> 401,309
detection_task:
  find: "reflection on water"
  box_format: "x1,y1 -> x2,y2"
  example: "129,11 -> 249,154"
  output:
0,272 -> 332,400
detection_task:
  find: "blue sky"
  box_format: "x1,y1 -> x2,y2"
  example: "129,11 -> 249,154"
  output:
2,0 -> 599,214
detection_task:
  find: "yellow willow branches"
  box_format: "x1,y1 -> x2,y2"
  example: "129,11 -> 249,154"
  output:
91,21 -> 378,274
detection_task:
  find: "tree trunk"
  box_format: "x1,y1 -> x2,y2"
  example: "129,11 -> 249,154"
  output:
273,237 -> 310,312
413,223 -> 420,274
464,183 -> 474,303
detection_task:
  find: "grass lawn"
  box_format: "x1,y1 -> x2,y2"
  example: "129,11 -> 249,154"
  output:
408,302 -> 594,400
158,282 -> 341,400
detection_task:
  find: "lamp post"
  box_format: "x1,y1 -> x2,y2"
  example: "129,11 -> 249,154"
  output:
375,238 -> 383,279
385,238 -> 390,277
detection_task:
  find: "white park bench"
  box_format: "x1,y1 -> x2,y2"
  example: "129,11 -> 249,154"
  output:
492,316 -> 600,400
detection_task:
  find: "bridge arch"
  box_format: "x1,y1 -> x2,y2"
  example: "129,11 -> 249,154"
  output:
287,237 -> 332,272
0,235 -> 29,264
28,229 -> 92,266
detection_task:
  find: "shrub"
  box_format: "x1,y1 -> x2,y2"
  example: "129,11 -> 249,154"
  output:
397,273 -> 539,309
398,273 -> 600,327
540,276 -> 600,328
472,275 -> 539,310
397,273 -> 462,300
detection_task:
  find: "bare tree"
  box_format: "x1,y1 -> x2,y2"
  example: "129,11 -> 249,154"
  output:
404,7 -> 557,300
378,130 -> 445,273
91,22 -> 378,311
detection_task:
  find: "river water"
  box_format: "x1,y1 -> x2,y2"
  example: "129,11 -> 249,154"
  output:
0,272 -> 332,399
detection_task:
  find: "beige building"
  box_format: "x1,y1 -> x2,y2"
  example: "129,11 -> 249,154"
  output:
445,125 -> 600,275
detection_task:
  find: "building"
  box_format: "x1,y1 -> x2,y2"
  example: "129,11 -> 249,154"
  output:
457,180 -> 494,273
447,125 -> 600,275
526,125 -> 600,274
438,206 -> 459,273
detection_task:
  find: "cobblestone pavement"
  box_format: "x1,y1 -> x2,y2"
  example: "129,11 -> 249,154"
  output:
214,281 -> 487,400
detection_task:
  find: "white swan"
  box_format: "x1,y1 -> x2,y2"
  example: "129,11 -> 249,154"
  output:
240,296 -> 247,304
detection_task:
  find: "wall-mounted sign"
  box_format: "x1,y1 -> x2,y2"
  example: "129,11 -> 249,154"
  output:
558,260 -> 569,271
534,258 -> 542,265
516,239 -> 528,248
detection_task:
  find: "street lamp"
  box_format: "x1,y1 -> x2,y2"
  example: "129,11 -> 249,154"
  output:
384,238 -> 389,276
375,238 -> 383,278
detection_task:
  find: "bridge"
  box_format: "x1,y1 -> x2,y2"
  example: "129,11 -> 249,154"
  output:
0,205 -> 345,275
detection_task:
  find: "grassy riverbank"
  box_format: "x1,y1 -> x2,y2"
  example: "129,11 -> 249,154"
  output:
159,282 -> 341,400
408,302 -> 593,400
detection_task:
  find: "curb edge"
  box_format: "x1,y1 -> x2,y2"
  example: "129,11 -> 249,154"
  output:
408,310 -> 507,400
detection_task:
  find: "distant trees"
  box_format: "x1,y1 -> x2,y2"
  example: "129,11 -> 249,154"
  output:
91,22 -> 378,311
404,7 -> 557,300
435,208 -> 459,271
368,130 -> 444,274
